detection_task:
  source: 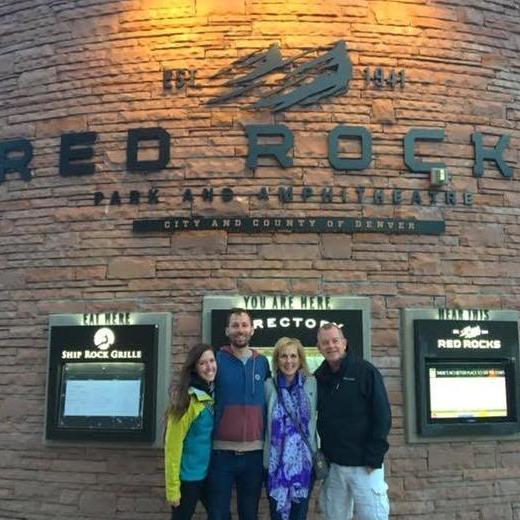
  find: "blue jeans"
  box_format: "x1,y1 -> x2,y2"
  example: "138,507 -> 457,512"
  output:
207,450 -> 264,520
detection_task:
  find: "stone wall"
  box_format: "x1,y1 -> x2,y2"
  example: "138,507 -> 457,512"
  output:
1,0 -> 520,518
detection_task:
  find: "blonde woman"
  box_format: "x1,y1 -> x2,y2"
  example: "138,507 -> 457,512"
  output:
264,337 -> 318,520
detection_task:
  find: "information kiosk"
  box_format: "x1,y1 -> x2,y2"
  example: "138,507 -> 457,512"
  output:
202,294 -> 371,372
45,312 -> 171,445
401,308 -> 520,442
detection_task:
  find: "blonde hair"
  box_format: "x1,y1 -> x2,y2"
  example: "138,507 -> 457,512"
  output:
271,337 -> 310,380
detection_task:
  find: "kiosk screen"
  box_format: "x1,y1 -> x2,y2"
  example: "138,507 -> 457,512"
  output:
426,361 -> 511,423
58,362 -> 145,429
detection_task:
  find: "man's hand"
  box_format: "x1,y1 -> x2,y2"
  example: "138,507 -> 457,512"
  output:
365,466 -> 375,474
171,499 -> 180,507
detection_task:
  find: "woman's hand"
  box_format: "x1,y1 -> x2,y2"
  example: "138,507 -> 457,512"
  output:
171,499 -> 180,507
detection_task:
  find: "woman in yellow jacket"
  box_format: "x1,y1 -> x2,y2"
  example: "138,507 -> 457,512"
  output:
164,344 -> 217,520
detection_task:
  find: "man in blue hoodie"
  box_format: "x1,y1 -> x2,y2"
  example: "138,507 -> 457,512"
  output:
208,307 -> 271,520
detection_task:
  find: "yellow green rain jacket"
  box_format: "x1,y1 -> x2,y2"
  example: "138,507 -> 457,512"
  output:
164,387 -> 214,503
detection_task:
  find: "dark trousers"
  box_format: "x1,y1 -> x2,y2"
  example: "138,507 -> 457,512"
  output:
207,450 -> 264,520
268,495 -> 311,520
170,480 -> 208,520
267,476 -> 314,520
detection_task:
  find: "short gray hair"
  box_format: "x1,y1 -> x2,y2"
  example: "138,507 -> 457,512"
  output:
317,322 -> 346,342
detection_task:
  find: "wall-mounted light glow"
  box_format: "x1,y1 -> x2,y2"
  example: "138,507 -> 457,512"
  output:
430,167 -> 449,187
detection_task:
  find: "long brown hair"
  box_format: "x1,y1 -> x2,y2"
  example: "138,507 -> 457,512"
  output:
165,343 -> 215,420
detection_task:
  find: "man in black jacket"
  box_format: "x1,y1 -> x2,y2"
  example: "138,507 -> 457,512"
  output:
315,323 -> 391,520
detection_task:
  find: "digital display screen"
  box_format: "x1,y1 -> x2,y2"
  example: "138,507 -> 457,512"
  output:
59,362 -> 145,429
64,379 -> 142,417
427,362 -> 510,423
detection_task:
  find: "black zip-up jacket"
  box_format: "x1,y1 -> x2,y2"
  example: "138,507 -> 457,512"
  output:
315,351 -> 391,468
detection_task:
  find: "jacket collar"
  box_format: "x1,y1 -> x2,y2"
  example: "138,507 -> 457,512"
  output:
220,345 -> 260,358
189,374 -> 214,399
189,386 -> 214,402
315,351 -> 351,382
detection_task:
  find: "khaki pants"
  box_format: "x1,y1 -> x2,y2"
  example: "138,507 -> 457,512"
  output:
320,464 -> 389,520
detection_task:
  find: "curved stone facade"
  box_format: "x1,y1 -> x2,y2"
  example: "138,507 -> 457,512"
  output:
1,1 -> 520,519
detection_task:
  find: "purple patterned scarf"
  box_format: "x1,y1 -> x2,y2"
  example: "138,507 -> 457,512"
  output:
267,371 -> 313,520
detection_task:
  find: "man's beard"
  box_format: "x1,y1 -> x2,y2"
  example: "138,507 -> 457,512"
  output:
230,335 -> 249,349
